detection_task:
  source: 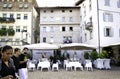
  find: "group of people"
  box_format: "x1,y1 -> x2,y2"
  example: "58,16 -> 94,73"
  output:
0,45 -> 29,79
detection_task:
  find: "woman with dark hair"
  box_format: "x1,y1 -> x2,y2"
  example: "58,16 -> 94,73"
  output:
0,45 -> 16,79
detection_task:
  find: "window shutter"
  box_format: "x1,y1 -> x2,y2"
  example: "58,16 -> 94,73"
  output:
110,28 -> 114,37
60,26 -> 62,31
119,28 -> 120,37
110,14 -> 113,22
104,28 -> 107,37
117,0 -> 120,8
47,27 -> 49,32
103,13 -> 106,22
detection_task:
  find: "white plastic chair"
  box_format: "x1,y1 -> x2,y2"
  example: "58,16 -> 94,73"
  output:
37,61 -> 42,70
52,62 -> 59,71
27,60 -> 36,71
40,62 -> 50,71
64,60 -> 69,68
104,59 -> 111,69
73,62 -> 83,71
65,62 -> 72,71
84,60 -> 93,71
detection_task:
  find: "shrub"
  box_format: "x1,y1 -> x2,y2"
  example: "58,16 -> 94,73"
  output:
99,50 -> 109,58
90,50 -> 98,61
84,52 -> 90,59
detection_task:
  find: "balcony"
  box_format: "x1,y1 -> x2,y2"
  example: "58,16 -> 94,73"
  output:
85,22 -> 93,31
0,17 -> 15,23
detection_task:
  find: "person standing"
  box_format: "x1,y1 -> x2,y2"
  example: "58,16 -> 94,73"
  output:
19,47 -> 29,79
0,45 -> 16,79
11,48 -> 21,78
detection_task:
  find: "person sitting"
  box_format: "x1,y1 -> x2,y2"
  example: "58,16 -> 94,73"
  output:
73,52 -> 78,61
42,53 -> 47,58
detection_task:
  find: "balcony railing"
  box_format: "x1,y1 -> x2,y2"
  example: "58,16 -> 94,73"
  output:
85,22 -> 93,31
0,17 -> 15,23
63,40 -> 72,44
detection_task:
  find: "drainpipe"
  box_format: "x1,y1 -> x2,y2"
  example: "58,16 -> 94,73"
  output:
97,0 -> 101,56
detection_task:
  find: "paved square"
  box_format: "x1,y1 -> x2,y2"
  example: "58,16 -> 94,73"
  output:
28,66 -> 120,79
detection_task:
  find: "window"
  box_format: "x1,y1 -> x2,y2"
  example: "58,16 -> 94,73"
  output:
8,3 -> 12,9
50,27 -> 54,32
51,10 -> 54,13
50,17 -> 54,22
43,37 -> 46,42
62,27 -> 65,31
3,13 -> 7,18
43,27 -> 46,32
62,17 -> 65,22
42,17 -> 47,22
16,26 -> 20,32
119,28 -> 120,37
103,13 -> 113,22
104,0 -> 110,6
69,17 -> 73,22
10,14 -> 14,18
15,39 -> 20,45
69,10 -> 72,12
50,37 -> 54,43
19,3 -> 23,9
24,3 -> 28,9
43,10 -> 46,13
62,10 -> 65,13
117,0 -> 120,8
104,27 -> 114,37
24,14 -> 28,20
24,0 -> 28,2
85,33 -> 87,42
3,3 -> 7,8
9,39 -> 13,45
2,26 -> 6,29
89,3 -> 92,11
23,26 -> 27,32
69,27 -> 73,31
84,6 -> 86,17
63,36 -> 72,44
90,31 -> 93,39
17,14 -> 21,19
9,26 -> 13,29
80,37 -> 82,43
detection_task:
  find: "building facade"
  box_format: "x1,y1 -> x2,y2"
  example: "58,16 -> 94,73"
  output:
76,0 -> 120,60
0,0 -> 39,47
39,7 -> 80,44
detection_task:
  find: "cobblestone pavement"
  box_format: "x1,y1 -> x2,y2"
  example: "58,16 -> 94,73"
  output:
28,66 -> 120,79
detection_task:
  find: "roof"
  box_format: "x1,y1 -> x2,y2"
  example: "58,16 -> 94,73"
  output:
75,0 -> 85,6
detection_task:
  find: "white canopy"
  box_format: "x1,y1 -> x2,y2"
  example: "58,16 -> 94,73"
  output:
60,43 -> 96,50
22,43 -> 59,50
107,42 -> 120,47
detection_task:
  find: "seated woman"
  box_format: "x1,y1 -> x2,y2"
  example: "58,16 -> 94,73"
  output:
42,53 -> 47,58
41,53 -> 47,61
73,52 -> 78,61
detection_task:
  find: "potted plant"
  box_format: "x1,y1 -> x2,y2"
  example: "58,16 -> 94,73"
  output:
84,52 -> 90,59
90,50 -> 99,62
7,28 -> 15,36
99,50 -> 109,59
0,28 -> 7,36
0,28 -> 15,36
